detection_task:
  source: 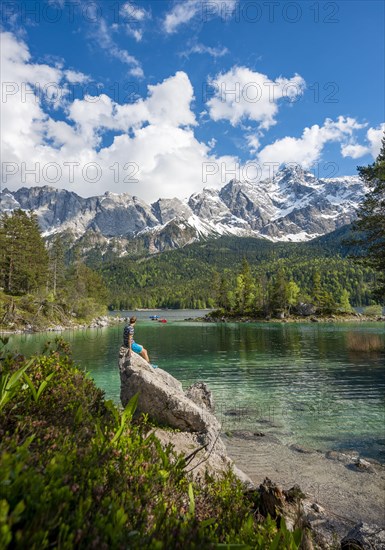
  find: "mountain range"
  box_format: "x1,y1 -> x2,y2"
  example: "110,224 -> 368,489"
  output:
0,165 -> 365,255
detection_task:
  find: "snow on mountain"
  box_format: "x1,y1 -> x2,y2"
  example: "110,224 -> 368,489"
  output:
0,166 -> 366,253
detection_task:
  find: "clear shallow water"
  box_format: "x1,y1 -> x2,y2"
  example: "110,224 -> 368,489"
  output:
4,311 -> 385,462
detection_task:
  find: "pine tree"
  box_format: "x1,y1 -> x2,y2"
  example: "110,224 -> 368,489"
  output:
48,236 -> 66,296
234,259 -> 255,314
0,210 -> 48,294
352,132 -> 385,302
287,281 -> 301,314
269,268 -> 288,314
339,289 -> 352,313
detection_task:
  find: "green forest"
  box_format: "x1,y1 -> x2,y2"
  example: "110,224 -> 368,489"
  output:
0,210 -> 108,329
101,234 -> 378,314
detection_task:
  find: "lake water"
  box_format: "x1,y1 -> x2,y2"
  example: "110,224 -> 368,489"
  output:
4,310 -> 385,462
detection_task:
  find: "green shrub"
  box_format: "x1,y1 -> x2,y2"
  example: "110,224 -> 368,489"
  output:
0,339 -> 302,549
363,304 -> 383,317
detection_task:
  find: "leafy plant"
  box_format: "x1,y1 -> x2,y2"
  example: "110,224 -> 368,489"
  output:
0,359 -> 33,411
22,371 -> 56,403
0,341 -> 303,548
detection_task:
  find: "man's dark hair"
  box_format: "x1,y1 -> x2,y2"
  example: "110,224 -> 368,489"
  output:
129,316 -> 137,324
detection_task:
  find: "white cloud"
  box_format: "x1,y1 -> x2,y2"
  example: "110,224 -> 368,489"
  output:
64,69 -> 89,84
251,117 -> 366,176
0,31 -> 235,202
92,18 -> 144,77
366,123 -> 385,157
121,2 -> 149,21
180,43 -> 229,59
120,2 -> 151,42
164,0 -> 237,34
246,135 -> 260,154
340,143 -> 369,159
341,123 -> 385,160
207,66 -> 305,130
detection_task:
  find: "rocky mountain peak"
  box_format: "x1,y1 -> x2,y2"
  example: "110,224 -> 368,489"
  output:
0,168 -> 366,253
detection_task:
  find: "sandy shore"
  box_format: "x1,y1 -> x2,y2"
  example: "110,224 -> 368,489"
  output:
223,431 -> 385,540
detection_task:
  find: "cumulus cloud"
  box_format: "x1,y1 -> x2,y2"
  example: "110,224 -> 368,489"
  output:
0,31 -> 236,201
341,123 -> 385,160
207,66 -> 305,130
340,143 -> 369,159
249,117 -> 367,177
164,0 -> 237,34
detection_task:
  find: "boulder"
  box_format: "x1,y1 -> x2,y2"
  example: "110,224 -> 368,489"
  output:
341,522 -> 385,549
185,382 -> 214,412
118,347 -> 255,487
119,347 -> 220,433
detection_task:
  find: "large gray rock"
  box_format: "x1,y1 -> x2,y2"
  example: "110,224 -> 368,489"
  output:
119,347 -> 220,433
341,522 -> 385,549
185,382 -> 215,412
118,347 -> 254,486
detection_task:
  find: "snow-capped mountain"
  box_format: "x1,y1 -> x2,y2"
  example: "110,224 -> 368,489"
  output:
0,166 -> 366,254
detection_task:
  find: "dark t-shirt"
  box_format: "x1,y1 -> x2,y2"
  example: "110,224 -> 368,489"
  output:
123,324 -> 134,347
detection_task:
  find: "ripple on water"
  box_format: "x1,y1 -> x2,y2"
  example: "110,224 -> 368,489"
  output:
6,319 -> 385,461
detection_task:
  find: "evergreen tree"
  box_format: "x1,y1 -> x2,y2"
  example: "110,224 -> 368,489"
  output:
287,281 -> 301,314
269,268 -> 289,314
352,132 -> 385,302
234,259 -> 255,313
48,236 -> 66,296
339,289 -> 352,313
0,210 -> 48,294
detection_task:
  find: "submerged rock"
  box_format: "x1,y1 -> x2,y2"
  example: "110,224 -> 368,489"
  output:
341,522 -> 385,549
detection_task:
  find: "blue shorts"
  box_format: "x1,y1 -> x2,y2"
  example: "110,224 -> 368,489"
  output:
131,342 -> 143,354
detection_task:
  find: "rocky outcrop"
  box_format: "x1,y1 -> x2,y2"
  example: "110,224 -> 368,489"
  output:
118,347 -> 253,483
185,382 -> 215,412
119,347 -> 220,433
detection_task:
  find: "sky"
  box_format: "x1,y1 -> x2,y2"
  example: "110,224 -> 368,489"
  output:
0,0 -> 384,202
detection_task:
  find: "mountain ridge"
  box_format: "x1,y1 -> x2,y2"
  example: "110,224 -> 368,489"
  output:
0,166 -> 365,255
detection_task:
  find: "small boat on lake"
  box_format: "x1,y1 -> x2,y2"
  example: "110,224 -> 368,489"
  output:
149,315 -> 160,320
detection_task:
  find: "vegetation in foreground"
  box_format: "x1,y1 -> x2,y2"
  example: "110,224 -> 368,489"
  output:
0,338 -> 303,549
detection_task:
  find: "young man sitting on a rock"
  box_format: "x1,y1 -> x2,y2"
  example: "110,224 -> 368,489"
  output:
123,316 -> 157,368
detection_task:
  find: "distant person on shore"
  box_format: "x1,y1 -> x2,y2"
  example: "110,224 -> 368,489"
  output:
123,316 -> 157,368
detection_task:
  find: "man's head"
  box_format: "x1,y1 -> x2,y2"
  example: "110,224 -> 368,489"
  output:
129,316 -> 137,325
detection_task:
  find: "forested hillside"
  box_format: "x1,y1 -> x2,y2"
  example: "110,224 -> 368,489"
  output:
100,231 -> 378,312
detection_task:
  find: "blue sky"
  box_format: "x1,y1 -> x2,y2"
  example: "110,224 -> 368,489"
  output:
1,0 -> 384,201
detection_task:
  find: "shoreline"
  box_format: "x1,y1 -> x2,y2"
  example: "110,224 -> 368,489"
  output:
0,314 -> 127,336
201,312 -> 385,324
1,310 -> 384,335
223,431 -> 385,540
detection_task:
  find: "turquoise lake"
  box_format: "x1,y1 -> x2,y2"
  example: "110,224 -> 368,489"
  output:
4,311 -> 385,462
